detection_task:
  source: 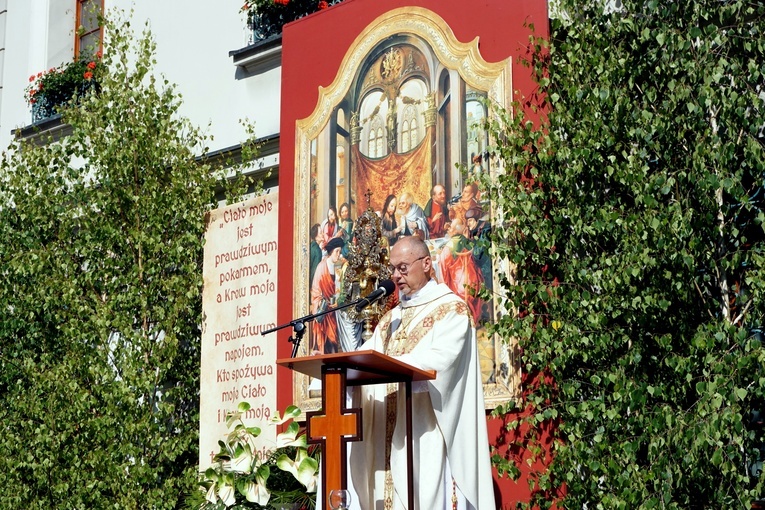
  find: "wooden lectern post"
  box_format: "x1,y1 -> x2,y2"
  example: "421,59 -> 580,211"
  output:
277,350 -> 435,510
305,366 -> 361,505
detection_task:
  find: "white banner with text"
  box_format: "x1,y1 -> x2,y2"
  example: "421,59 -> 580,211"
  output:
200,192 -> 279,470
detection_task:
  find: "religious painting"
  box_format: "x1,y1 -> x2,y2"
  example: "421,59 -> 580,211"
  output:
293,7 -> 516,409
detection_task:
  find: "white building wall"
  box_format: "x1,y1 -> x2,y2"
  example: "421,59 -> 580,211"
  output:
2,1 -> 39,142
0,0 -> 8,119
0,0 -> 281,155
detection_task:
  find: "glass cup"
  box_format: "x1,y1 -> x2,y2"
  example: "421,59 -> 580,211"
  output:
328,489 -> 352,510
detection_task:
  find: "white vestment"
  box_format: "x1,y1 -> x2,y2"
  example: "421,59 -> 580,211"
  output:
349,281 -> 495,510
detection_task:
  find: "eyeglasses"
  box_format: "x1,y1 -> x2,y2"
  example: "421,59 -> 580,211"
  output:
389,255 -> 427,276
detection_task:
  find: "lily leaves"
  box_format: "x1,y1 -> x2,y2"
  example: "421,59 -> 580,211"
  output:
198,402 -> 318,507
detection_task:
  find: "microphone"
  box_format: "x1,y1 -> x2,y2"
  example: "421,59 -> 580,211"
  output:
355,279 -> 396,312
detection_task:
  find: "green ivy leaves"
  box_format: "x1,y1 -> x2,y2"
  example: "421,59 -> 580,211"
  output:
487,0 -> 765,507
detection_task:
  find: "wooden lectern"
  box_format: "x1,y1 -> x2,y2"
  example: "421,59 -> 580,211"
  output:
277,350 -> 435,510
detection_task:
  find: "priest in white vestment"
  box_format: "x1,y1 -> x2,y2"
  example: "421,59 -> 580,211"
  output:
349,236 -> 495,510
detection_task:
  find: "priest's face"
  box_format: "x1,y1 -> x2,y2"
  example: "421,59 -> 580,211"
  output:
389,237 -> 432,296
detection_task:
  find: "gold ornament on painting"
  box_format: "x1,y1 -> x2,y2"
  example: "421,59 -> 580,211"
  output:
380,47 -> 403,82
341,191 -> 392,340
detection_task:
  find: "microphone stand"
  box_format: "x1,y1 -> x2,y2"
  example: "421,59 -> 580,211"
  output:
260,295 -> 384,358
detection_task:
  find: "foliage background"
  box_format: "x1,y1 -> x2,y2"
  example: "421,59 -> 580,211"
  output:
0,16 -> 254,509
488,0 -> 765,508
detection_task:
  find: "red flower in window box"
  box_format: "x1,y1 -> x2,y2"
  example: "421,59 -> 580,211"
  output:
318,0 -> 328,8
25,59 -> 101,121
273,0 -> 289,4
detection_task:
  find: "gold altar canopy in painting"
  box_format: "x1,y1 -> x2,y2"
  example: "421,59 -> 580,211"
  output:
293,7 -> 517,409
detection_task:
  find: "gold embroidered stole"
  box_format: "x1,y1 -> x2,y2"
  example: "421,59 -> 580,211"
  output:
378,299 -> 469,509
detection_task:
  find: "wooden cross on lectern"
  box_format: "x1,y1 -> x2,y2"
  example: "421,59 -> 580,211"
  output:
306,366 -> 362,509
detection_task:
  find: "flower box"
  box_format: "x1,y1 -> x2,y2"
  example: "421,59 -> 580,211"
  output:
26,56 -> 103,122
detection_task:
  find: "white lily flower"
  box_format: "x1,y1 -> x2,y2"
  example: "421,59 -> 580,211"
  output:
275,422 -> 307,448
230,449 -> 253,474
276,454 -> 297,477
242,478 -> 271,506
218,483 -> 236,507
296,456 -> 319,492
276,450 -> 318,492
205,483 -> 218,504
